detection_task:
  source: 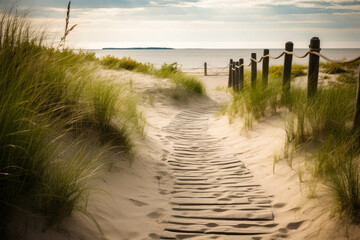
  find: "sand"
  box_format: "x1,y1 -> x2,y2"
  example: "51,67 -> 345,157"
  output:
15,69 -> 360,239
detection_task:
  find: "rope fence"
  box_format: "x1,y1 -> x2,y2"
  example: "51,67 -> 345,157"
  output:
181,63 -> 230,76
223,37 -> 360,132
228,50 -> 360,70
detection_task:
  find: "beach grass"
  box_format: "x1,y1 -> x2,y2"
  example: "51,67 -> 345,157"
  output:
223,70 -> 283,125
336,73 -> 357,84
320,62 -> 347,74
101,56 -> 206,95
320,60 -> 360,74
269,64 -> 307,80
225,63 -> 360,223
100,55 -> 152,72
0,6 -> 144,237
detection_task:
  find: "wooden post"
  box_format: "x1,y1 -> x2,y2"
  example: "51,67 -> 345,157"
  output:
234,61 -> 240,91
283,42 -> 294,98
204,62 -> 207,76
239,58 -> 244,91
353,65 -> 360,133
232,61 -> 236,88
262,49 -> 269,88
307,37 -> 321,98
228,59 -> 233,88
251,53 -> 257,88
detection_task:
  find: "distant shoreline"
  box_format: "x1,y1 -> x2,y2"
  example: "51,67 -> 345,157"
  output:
102,47 -> 174,50
92,48 -> 360,51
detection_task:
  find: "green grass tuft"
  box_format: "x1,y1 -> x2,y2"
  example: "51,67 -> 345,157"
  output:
100,55 -> 152,72
269,64 -> 307,80
320,62 -> 347,74
0,6 -> 144,237
225,62 -> 360,223
100,57 -> 206,96
336,73 -> 357,84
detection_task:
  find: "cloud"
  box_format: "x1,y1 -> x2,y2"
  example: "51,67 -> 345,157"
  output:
16,0 -> 200,8
4,0 -> 360,48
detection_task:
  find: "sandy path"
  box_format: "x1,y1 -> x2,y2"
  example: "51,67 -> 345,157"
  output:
158,104 -> 279,239
23,69 -> 357,239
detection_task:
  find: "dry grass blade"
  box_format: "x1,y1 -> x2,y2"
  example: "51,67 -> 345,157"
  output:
59,1 -> 77,48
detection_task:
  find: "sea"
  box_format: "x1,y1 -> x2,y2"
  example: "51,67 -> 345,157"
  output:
85,48 -> 360,72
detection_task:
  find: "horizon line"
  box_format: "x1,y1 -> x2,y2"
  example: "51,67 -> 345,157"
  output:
76,47 -> 360,50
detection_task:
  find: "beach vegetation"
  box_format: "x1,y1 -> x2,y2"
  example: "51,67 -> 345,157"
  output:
320,62 -> 347,74
100,55 -> 152,72
225,63 -> 360,224
269,64 -> 307,80
336,73 -> 357,84
321,60 -> 360,74
224,70 -> 282,125
0,4 -> 144,238
100,56 -> 206,95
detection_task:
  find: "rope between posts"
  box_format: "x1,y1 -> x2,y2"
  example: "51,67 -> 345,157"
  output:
310,51 -> 360,64
208,64 -> 230,70
183,50 -> 360,73
207,64 -> 230,75
181,64 -> 204,71
228,50 -> 360,71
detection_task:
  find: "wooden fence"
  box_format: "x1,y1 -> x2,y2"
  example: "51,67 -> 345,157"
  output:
225,37 -> 360,131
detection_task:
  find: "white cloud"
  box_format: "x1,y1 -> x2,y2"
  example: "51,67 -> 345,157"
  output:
21,0 -> 360,48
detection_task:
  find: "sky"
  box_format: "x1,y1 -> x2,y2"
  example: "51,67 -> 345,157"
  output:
6,0 -> 360,49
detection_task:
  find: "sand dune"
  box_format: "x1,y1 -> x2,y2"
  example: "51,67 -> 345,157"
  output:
19,69 -> 360,240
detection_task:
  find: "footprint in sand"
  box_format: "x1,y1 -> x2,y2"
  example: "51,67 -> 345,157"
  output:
273,202 -> 286,208
127,198 -> 148,207
148,233 -> 160,239
159,189 -> 169,195
157,171 -> 168,177
157,162 -> 167,167
286,220 -> 304,230
147,208 -> 165,219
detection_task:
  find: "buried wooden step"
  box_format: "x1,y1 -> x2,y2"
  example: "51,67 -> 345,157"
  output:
166,217 -> 278,229
171,197 -> 249,205
164,223 -> 272,235
172,209 -> 274,221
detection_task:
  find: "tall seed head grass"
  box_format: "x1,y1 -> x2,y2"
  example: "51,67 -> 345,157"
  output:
0,4 -> 144,237
59,1 -> 77,49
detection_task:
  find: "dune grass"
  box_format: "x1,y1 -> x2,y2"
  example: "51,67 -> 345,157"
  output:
100,56 -> 206,95
320,60 -> 360,75
0,7 -> 144,237
223,70 -> 283,125
100,55 -> 152,72
224,63 -> 360,224
269,64 -> 307,80
320,62 -> 347,74
336,73 -> 357,84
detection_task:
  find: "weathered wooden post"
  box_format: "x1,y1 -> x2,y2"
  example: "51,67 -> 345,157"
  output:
234,61 -> 240,91
239,58 -> 244,91
228,59 -> 233,87
353,65 -> 360,133
262,49 -> 269,88
307,37 -> 321,98
232,61 -> 236,88
283,42 -> 294,98
251,53 -> 257,88
204,62 -> 207,76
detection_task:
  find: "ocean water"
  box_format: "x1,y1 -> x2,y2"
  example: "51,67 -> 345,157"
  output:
86,48 -> 360,72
